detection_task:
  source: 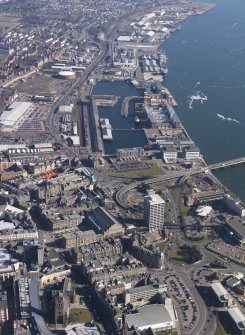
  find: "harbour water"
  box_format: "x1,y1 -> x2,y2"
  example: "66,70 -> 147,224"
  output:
92,80 -> 147,154
93,0 -> 245,200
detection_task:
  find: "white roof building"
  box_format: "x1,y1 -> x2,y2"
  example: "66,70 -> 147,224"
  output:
117,35 -> 132,42
196,205 -> 212,217
0,221 -> 15,231
126,304 -> 177,332
0,102 -> 33,130
58,105 -> 73,114
65,323 -> 100,335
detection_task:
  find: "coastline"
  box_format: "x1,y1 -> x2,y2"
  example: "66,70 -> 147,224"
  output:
93,1 -> 245,205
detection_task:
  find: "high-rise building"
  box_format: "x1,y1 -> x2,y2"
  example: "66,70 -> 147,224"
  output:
144,190 -> 165,232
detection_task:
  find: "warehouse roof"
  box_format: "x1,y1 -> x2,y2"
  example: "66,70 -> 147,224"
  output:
126,304 -> 173,330
0,102 -> 33,127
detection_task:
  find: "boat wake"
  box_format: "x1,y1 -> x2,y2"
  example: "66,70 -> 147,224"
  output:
231,22 -> 238,29
193,81 -> 201,89
230,46 -> 244,53
188,91 -> 207,110
217,114 -> 240,124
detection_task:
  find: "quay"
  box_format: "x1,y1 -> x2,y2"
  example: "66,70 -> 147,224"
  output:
121,96 -> 144,117
93,95 -> 120,107
89,97 -> 105,154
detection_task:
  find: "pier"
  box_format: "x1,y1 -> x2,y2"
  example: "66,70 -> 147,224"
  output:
121,96 -> 144,117
89,97 -> 105,154
93,95 -> 120,107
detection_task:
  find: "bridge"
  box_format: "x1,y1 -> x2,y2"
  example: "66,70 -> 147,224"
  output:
115,156 -> 245,209
163,224 -> 221,229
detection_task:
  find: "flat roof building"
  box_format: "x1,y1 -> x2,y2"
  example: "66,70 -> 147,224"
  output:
225,218 -> 245,247
226,307 -> 245,335
0,102 -> 33,131
210,282 -> 231,307
125,304 -> 177,333
184,145 -> 200,160
162,145 -> 178,163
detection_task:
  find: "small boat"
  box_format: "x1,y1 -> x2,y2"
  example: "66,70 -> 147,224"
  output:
135,116 -> 140,123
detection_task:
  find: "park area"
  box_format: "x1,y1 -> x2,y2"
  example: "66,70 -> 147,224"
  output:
69,308 -> 92,323
170,245 -> 202,264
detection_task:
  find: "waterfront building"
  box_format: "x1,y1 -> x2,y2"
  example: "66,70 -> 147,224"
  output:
225,218 -> 245,248
116,147 -> 144,160
184,145 -> 200,160
162,145 -> 178,163
225,195 -> 245,217
144,190 -> 165,233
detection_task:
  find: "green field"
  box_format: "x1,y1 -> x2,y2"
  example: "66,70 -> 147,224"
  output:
170,247 -> 186,262
156,240 -> 168,251
170,245 -> 202,264
69,308 -> 92,323
0,16 -> 19,28
112,162 -> 163,178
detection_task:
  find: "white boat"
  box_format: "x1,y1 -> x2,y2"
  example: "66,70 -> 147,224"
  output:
135,116 -> 140,123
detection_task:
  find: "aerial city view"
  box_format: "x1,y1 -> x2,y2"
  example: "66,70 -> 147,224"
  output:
0,0 -> 245,334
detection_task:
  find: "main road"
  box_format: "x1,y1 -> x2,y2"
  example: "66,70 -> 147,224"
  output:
116,157 -> 245,209
47,43 -> 107,145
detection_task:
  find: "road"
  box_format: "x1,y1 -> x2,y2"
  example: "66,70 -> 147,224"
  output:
46,42 -> 108,155
115,157 -> 245,209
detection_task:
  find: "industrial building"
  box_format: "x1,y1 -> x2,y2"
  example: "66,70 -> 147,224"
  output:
0,102 -> 33,131
184,146 -> 200,160
125,304 -> 177,333
88,206 -> 125,237
225,194 -> 245,217
225,218 -> 245,248
162,145 -> 178,163
58,70 -> 76,80
144,190 -> 165,233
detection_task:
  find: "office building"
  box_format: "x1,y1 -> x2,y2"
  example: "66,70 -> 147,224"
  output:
144,190 -> 165,232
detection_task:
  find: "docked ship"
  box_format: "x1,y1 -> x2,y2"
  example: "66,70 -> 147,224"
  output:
161,67 -> 168,75
100,118 -> 113,140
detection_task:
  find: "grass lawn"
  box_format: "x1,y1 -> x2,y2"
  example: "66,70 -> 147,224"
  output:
112,162 -> 163,178
69,308 -> 92,323
214,321 -> 227,335
156,240 -> 168,251
170,245 -> 202,264
171,187 -> 179,203
170,247 -> 186,262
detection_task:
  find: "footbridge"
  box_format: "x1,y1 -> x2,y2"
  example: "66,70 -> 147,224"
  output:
115,156 -> 245,209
